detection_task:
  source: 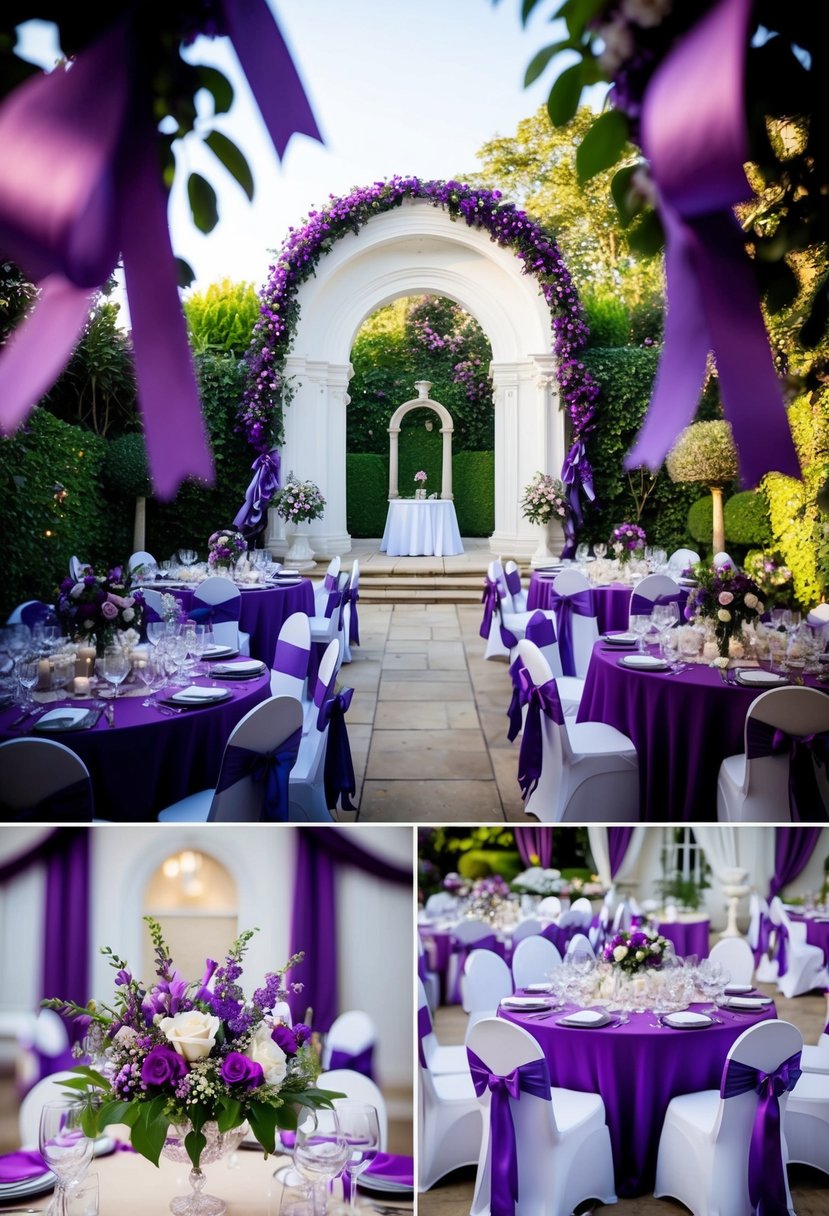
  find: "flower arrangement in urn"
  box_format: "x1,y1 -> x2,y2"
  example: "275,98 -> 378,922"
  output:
43,918 -> 337,1171
55,564 -> 145,652
414,470 -> 428,499
684,560 -> 764,660
601,927 -> 670,975
208,529 -> 247,572
610,521 -> 647,562
520,471 -> 568,525
273,473 -> 326,524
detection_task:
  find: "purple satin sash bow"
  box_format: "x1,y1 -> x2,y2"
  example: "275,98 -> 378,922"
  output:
480,578 -> 503,640
525,612 -> 557,649
629,591 -> 685,617
720,1050 -> 801,1216
467,1048 -> 551,1216
417,1003 -> 432,1067
328,1043 -> 374,1079
324,588 -> 343,620
273,638 -> 310,682
754,913 -> 772,964
626,0 -> 799,486
505,569 -> 522,598
0,4 -> 320,498
506,656 -> 526,743
189,597 -> 240,626
321,688 -> 357,811
216,729 -> 302,822
0,776 -> 93,823
339,587 -> 360,645
233,450 -> 281,535
560,439 -> 596,559
324,572 -> 338,592
517,671 -> 564,800
547,589 -> 595,677
746,719 -> 829,822
770,920 -> 789,978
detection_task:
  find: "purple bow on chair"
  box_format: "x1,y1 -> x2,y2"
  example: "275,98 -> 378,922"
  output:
547,589 -> 595,678
216,729 -> 303,822
480,578 -> 503,640
320,688 -> 357,811
516,670 -> 564,800
339,587 -> 360,646
720,1050 -> 802,1216
328,1043 -> 375,1079
467,1048 -> 551,1216
505,615 -> 556,742
629,591 -> 686,617
417,1003 -> 433,1067
273,638 -> 310,682
768,920 -> 789,978
0,4 -> 320,500
625,0 -> 798,486
746,719 -> 829,822
234,450 -> 281,536
188,598 -> 240,626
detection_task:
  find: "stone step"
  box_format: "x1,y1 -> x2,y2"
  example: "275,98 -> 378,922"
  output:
358,569 -> 485,604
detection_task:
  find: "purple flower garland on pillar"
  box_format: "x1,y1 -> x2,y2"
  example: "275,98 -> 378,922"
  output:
241,178 -> 600,550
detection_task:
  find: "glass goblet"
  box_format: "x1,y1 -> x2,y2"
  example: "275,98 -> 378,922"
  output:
146,621 -> 166,647
38,1099 -> 94,1216
102,646 -> 130,699
15,654 -> 40,706
293,1109 -> 348,1216
629,614 -> 652,654
334,1102 -> 380,1210
592,542 -> 607,560
178,548 -> 198,568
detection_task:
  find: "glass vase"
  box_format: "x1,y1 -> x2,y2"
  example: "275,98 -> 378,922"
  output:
162,1121 -> 248,1216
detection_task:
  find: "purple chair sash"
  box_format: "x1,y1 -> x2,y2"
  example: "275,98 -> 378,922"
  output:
417,1003 -> 432,1067
233,449 -> 281,535
505,568 -> 522,598
720,1050 -> 801,1216
547,588 -> 595,677
0,776 -> 93,823
448,935 -> 501,1004
324,571 -> 339,592
629,591 -> 686,616
273,637 -> 310,681
754,912 -> 772,965
525,612 -> 557,649
320,688 -> 357,811
216,729 -> 302,822
323,587 -> 342,619
340,586 -> 360,646
517,671 -> 564,800
506,656 -> 526,743
328,1043 -> 374,1079
746,719 -> 829,822
467,1048 -> 551,1216
188,597 -> 240,626
769,920 -> 789,978
480,578 -> 503,641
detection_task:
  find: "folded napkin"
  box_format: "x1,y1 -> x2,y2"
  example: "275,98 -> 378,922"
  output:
557,1009 -> 611,1028
663,1011 -> 713,1028
724,996 -> 772,1010
500,996 -> 553,1010
33,707 -> 93,731
0,1149 -> 47,1183
172,685 -> 225,701
211,661 -> 264,675
363,1153 -> 414,1189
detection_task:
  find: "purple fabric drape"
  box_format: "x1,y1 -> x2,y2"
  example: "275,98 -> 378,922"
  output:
40,829 -> 90,1046
514,829 -> 554,868
608,828 -> 635,879
768,828 -> 823,899
287,829 -> 411,1030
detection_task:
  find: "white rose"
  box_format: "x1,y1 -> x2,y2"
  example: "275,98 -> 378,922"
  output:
717,609 -> 732,622
246,1024 -> 288,1087
122,607 -> 135,623
744,593 -> 758,609
613,945 -> 629,962
160,1010 -> 220,1061
113,1026 -> 138,1048
635,950 -> 645,961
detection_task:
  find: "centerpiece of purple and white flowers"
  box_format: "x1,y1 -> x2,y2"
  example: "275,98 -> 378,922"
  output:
601,927 -> 669,975
207,529 -> 247,572
610,521 -> 647,562
55,564 -> 145,652
42,918 -> 337,1172
684,559 -> 764,660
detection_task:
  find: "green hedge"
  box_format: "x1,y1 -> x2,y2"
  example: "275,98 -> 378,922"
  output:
458,850 -> 523,882
453,451 -> 494,535
346,449 -> 494,536
347,453 -> 390,537
688,489 -> 773,559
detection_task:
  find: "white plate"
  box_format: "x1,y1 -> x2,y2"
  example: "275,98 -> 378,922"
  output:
619,654 -> 669,671
500,996 -> 553,1011
170,687 -> 231,705
723,996 -> 773,1009
603,632 -> 638,645
204,645 -> 238,659
663,1011 -> 713,1029
33,707 -> 90,730
735,670 -> 787,686
0,1169 -> 56,1200
525,983 -> 555,993
557,1009 -> 611,1028
210,661 -> 264,675
724,984 -> 754,995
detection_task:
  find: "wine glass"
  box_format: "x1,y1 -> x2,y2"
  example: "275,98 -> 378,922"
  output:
38,1099 -> 94,1216
592,542 -> 607,560
629,613 -> 652,654
146,621 -> 166,647
178,548 -> 198,568
293,1108 -> 349,1216
575,543 -> 590,564
334,1102 -> 380,1209
102,646 -> 130,699
15,654 -> 40,706
188,624 -> 209,677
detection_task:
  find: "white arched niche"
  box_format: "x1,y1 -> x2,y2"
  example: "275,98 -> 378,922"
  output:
387,381 -> 453,501
265,198 -> 566,559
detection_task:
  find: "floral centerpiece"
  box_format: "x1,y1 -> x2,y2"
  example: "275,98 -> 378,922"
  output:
43,918 -> 337,1171
55,564 -> 145,653
520,471 -> 569,526
207,529 -> 247,572
273,473 -> 326,525
684,560 -> 764,660
442,872 -> 470,898
610,522 -> 647,562
414,470 -> 427,499
601,928 -> 670,975
511,867 -> 567,897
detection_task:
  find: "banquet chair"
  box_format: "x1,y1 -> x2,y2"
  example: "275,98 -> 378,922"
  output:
481,560 -> 511,661
322,1009 -> 377,1079
515,639 -> 639,822
712,551 -> 734,568
746,891 -> 768,955
716,686 -> 829,821
128,550 -> 156,575
308,575 -> 346,648
654,1019 -> 803,1216
768,897 -> 829,999
311,555 -> 341,606
340,559 -> 360,663
139,587 -> 167,624
667,547 -> 700,575
784,1069 -> 829,1176
538,895 -> 562,920
569,896 -> 594,922
462,949 -> 513,1033
18,1068 -> 77,1148
806,602 -> 829,641
510,918 -> 543,944
548,568 -> 599,678
287,637 -> 343,821
6,600 -> 58,629
16,1010 -> 75,1099
270,611 -> 312,702
564,932 -> 595,959
425,891 -> 458,917
503,560 -> 528,612
190,576 -> 251,655
628,573 -> 683,622
707,936 -> 755,987
466,1018 -> 616,1216
417,978 -> 469,1076
508,611 -> 585,721
447,919 -> 504,1005
511,933 -> 562,989
156,696 -> 303,822
418,933 -> 440,1011
0,738 -> 94,821
418,1028 -> 482,1192
800,1028 -> 829,1075
589,903 -> 611,952
318,1068 -> 388,1150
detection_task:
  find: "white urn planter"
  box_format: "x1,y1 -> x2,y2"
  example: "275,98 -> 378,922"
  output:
283,523 -> 317,571
530,519 -> 561,569
720,867 -> 750,938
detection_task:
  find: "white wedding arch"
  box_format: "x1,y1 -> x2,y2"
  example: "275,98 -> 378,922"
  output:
265,197 -> 566,558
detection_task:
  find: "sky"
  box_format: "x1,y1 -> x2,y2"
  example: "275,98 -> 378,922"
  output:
18,1 -> 592,302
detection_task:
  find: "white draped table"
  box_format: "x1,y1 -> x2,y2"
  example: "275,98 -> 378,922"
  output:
380,499 -> 464,557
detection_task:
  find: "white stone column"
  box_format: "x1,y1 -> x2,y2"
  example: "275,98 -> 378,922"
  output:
440,427 -> 453,500
388,428 -> 400,499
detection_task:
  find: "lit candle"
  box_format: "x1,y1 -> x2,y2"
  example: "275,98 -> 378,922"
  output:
37,658 -> 52,690
73,676 -> 90,696
78,645 -> 97,677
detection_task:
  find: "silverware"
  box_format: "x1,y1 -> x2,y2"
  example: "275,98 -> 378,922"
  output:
0,1208 -> 47,1213
9,703 -> 44,726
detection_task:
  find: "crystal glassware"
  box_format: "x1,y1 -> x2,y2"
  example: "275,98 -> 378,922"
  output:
102,646 -> 130,698
38,1099 -> 94,1216
334,1102 -> 380,1210
293,1109 -> 349,1216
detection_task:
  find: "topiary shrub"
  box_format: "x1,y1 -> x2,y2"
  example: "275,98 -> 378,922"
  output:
666,420 -> 738,553
687,496 -> 714,549
723,490 -> 772,546
459,850 -> 523,883
457,856 -> 492,880
582,290 -> 630,348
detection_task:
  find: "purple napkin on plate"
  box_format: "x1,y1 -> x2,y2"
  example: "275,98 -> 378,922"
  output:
0,1148 -> 47,1183
363,1152 -> 414,1188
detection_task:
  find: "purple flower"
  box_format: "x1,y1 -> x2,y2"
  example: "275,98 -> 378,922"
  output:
114,969 -> 132,987
220,1052 -> 264,1089
271,1023 -> 298,1055
293,1022 -> 312,1045
141,1045 -> 188,1088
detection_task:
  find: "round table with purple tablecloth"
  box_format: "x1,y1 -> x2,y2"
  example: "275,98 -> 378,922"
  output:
789,912 -> 829,963
656,917 -> 710,959
499,996 -> 776,1197
418,924 -> 510,1004
0,666 -> 271,821
527,576 -> 634,634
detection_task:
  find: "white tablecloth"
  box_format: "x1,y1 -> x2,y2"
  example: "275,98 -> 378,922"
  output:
380,499 -> 464,557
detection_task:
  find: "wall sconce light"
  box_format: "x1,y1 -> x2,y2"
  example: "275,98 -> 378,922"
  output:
424,419 -> 433,432
161,849 -> 205,896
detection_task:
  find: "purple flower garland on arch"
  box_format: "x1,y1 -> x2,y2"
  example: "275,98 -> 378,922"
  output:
240,176 -> 600,552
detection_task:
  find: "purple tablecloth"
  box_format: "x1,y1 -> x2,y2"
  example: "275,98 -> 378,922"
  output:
527,577 -> 633,634
500,997 -> 776,1196
150,580 -> 315,663
789,913 -> 829,964
0,669 -> 271,821
656,918 -> 710,960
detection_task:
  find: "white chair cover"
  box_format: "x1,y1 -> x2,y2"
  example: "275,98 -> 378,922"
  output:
511,934 -> 562,989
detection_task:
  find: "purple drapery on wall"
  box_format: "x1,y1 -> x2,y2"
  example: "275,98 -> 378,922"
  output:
287,829 -> 411,1032
608,828 -> 636,879
768,827 -> 823,899
514,829 -> 554,868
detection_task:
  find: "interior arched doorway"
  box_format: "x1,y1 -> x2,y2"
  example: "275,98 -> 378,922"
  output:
265,198 -> 564,559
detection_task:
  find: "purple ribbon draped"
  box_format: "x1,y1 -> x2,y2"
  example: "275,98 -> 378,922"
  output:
560,440 -> 596,559
754,913 -> 773,966
273,637 -> 310,682
517,671 -> 565,800
0,776 -> 94,823
467,1048 -> 551,1216
547,589 -> 595,677
627,0 -> 799,486
480,579 -> 503,640
215,729 -> 302,822
233,450 -> 281,535
746,719 -> 829,823
320,688 -> 357,812
339,588 -> 360,646
0,4 -> 321,499
505,568 -> 522,598
417,1004 -> 432,1067
189,593 -> 240,626
770,920 -> 789,978
629,591 -> 685,617
328,1043 -> 375,1079
720,1050 -> 801,1216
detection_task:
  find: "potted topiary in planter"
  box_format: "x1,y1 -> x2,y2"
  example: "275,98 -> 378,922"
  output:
666,420 -> 737,556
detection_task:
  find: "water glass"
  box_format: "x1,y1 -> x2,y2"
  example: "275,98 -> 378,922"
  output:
102,646 -> 130,698
293,1109 -> 348,1216
629,614 -> 652,654
16,654 -> 40,705
38,1100 -> 94,1216
334,1102 -> 380,1209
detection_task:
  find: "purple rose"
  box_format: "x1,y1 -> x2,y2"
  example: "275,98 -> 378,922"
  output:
141,1045 -> 188,1088
293,1023 -> 312,1045
270,1024 -> 298,1055
220,1052 -> 264,1089
100,600 -> 118,620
